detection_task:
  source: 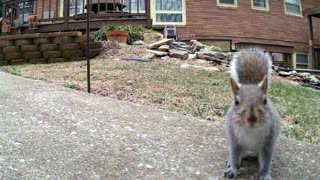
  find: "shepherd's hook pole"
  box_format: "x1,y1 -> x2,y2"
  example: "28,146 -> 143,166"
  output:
86,0 -> 91,93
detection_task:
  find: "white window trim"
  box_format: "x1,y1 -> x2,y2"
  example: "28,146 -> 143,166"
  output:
284,0 -> 302,17
151,0 -> 186,25
293,52 -> 309,69
60,0 -> 64,17
217,0 -> 237,8
251,0 -> 269,11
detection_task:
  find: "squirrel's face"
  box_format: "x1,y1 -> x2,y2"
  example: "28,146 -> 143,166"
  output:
234,85 -> 268,127
230,76 -> 268,127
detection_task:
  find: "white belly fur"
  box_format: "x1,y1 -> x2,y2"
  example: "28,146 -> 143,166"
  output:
235,124 -> 270,153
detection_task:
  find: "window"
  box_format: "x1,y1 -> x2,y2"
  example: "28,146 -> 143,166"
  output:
124,0 -> 145,13
4,1 -> 34,26
284,0 -> 301,16
252,0 -> 269,11
295,53 -> 308,69
18,2 -> 34,24
69,0 -> 83,16
217,0 -> 237,7
151,0 -> 186,25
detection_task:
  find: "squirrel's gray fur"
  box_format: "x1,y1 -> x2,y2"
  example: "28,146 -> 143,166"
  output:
224,48 -> 281,180
230,48 -> 272,85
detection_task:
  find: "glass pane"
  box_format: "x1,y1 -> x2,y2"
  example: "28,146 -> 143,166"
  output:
124,0 -> 145,11
296,64 -> 308,69
286,4 -> 300,14
156,13 -> 182,22
220,0 -> 235,4
69,0 -> 83,16
18,2 -> 33,23
285,0 -> 300,5
296,54 -> 308,64
253,0 -> 266,8
156,0 -> 182,11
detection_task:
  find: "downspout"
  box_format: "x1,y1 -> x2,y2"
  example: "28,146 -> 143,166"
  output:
308,15 -> 315,69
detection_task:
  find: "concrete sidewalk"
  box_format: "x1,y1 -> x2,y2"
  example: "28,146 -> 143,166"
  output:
0,71 -> 319,179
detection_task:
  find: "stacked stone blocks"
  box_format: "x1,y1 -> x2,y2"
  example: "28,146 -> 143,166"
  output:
0,32 -> 103,66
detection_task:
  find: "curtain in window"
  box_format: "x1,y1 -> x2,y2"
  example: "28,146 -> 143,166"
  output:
155,0 -> 183,23
124,0 -> 145,12
156,0 -> 182,11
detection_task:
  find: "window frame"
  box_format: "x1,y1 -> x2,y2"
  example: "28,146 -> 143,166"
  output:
18,1 -> 34,24
294,52 -> 309,69
60,0 -> 64,17
151,0 -> 186,26
284,0 -> 302,17
251,0 -> 269,11
69,0 -> 84,16
217,0 -> 238,8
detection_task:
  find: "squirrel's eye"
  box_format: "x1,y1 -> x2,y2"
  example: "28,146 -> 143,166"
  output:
235,99 -> 240,106
263,98 -> 267,104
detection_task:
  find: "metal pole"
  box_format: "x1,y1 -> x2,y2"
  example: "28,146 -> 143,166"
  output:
86,0 -> 91,93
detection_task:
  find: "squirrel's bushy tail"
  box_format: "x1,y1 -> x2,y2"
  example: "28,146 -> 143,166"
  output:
230,48 -> 272,85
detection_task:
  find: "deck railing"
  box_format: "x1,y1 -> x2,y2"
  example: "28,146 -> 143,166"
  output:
2,0 -> 150,28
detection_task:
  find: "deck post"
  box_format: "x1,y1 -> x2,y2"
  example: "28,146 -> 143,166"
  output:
63,0 -> 69,30
145,0 -> 152,28
2,1 -> 5,20
308,15 -> 315,69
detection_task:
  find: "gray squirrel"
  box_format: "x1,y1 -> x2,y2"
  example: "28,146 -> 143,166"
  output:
224,48 -> 281,180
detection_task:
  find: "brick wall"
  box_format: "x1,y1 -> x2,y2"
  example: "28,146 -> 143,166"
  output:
0,32 -> 103,66
178,0 -> 320,52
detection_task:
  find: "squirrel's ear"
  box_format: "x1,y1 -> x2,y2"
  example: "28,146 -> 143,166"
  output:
230,78 -> 240,96
258,75 -> 268,94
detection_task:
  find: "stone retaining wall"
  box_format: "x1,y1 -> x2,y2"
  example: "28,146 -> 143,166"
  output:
0,32 -> 103,66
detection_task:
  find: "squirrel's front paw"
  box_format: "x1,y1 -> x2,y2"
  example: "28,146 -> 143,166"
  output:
260,174 -> 272,180
224,168 -> 238,179
225,160 -> 231,168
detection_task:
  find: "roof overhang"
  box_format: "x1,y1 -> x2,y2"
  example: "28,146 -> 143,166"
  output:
303,7 -> 320,18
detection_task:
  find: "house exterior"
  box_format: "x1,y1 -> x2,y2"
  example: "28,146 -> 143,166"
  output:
2,0 -> 320,69
177,0 -> 320,69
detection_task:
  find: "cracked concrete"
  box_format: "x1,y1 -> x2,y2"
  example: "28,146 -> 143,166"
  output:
0,71 -> 319,179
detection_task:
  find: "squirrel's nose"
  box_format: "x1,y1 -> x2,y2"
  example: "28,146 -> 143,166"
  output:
248,114 -> 257,124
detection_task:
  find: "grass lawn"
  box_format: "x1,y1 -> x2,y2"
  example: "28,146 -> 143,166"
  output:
1,50 -> 319,144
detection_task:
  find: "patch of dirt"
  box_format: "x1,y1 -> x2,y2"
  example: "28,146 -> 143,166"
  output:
96,42 -> 151,61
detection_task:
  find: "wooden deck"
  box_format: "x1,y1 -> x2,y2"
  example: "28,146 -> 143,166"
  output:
2,0 -> 152,34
